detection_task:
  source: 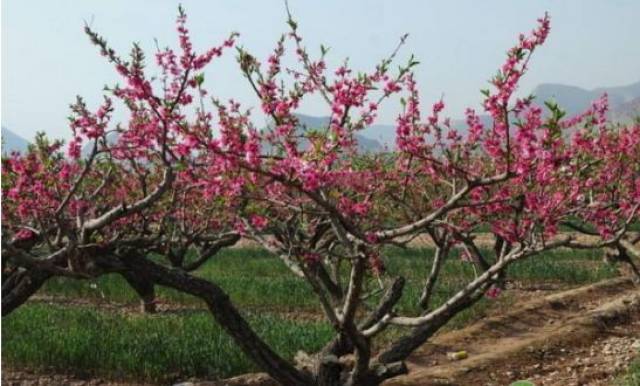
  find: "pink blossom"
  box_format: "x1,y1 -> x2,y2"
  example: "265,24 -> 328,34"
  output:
249,215 -> 269,231
485,286 -> 502,299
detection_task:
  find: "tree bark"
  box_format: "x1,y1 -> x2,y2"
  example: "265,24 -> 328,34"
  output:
614,242 -> 640,280
377,286 -> 488,364
2,268 -> 51,317
121,271 -> 157,313
419,246 -> 447,310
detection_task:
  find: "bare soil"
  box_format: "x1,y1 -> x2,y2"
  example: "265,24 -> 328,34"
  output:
0,372 -> 152,386
385,277 -> 640,386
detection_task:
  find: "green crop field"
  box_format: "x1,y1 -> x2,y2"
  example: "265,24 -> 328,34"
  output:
2,246 -> 619,384
616,357 -> 640,386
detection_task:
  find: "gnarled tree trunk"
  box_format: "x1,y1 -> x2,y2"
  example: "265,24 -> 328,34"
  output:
121,271 -> 157,313
120,251 -> 313,385
2,268 -> 51,317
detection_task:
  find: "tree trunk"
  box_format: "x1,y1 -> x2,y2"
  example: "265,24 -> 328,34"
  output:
121,271 -> 157,313
120,252 -> 313,385
2,268 -> 51,316
377,287 -> 487,365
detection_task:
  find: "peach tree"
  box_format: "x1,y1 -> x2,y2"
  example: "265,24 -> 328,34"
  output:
2,7 -> 638,386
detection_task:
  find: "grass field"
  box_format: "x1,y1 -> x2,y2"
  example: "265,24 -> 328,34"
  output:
2,246 -> 620,383
2,304 -> 333,383
616,357 -> 640,386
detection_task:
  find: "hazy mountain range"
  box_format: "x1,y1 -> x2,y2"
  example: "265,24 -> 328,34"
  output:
290,114 -> 385,152
1,126 -> 30,155
3,80 -> 639,154
533,81 -> 640,121
360,81 -> 640,149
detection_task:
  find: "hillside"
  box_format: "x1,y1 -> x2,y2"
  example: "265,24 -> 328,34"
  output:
357,80 -> 640,149
611,96 -> 640,122
1,127 -> 30,155
533,81 -> 640,118
269,114 -> 384,153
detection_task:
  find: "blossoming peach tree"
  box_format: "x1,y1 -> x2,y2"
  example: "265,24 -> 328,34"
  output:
2,6 -> 639,386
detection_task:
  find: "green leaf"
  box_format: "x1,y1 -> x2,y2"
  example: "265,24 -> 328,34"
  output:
194,73 -> 205,87
510,381 -> 535,386
544,100 -> 558,112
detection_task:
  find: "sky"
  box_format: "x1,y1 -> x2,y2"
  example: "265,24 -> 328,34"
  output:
2,0 -> 639,141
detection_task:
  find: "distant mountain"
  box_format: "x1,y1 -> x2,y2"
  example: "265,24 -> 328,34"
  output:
361,115 -> 495,149
354,80 -> 640,148
81,131 -> 119,157
594,81 -> 640,106
360,124 -> 396,149
1,127 -> 30,155
533,81 -> 640,119
611,96 -> 640,122
289,114 -> 384,153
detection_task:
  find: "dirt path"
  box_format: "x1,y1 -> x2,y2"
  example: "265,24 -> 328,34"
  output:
385,277 -> 640,386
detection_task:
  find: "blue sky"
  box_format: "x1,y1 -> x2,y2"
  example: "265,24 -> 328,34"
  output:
2,0 -> 639,141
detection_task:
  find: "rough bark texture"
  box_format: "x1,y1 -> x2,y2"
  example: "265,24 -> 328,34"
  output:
121,271 -> 157,313
2,268 -> 51,317
316,354 -> 343,386
361,277 -> 405,330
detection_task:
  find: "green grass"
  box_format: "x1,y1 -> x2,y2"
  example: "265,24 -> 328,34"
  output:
40,247 -> 616,313
38,246 -> 617,330
616,355 -> 640,386
42,248 -> 317,311
2,303 -> 333,383
4,246 -> 621,383
506,248 -> 617,284
380,246 -> 616,315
